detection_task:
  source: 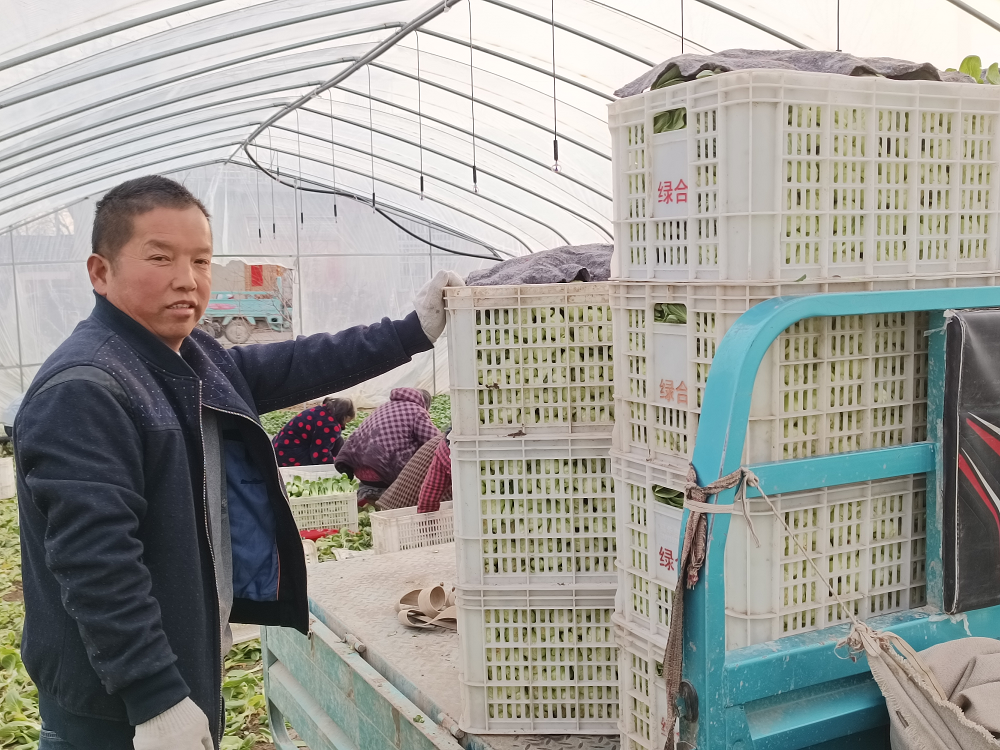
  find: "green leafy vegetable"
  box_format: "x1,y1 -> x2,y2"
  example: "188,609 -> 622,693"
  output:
987,62 -> 1000,86
652,484 -> 685,509
314,509 -> 373,559
285,474 -> 358,498
653,107 -> 687,133
960,55 -> 983,82
260,409 -> 299,437
950,55 -> 1000,84
653,303 -> 688,325
429,394 -> 451,431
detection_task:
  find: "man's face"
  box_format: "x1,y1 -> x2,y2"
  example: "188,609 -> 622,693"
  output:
87,205 -> 213,352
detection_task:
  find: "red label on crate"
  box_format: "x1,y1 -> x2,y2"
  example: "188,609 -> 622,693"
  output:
651,134 -> 689,220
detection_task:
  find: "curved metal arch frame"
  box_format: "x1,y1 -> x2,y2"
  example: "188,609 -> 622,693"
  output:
0,120 -> 265,194
268,121 -> 612,238
234,152 -> 538,252
0,139 -> 248,220
300,100 -> 611,200
2,156 -> 528,258
416,28 -> 616,102
0,100 -> 288,179
0,35 -> 612,198
0,0 -> 411,110
366,61 -> 609,159
250,140 -> 576,245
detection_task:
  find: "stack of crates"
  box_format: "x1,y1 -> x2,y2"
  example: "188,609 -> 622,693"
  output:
445,283 -> 620,734
608,68 -> 1000,750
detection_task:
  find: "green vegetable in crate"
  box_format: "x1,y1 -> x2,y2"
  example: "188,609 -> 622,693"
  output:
652,484 -> 685,509
285,474 -> 358,498
653,303 -> 687,325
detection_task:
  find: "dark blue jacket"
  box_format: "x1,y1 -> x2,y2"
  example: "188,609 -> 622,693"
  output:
14,293 -> 431,742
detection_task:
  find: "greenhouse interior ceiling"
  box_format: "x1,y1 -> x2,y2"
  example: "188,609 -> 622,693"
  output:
3,0 -> 1000,405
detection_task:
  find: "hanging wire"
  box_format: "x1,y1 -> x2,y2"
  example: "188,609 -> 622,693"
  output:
550,0 -> 561,173
328,89 -> 339,222
468,1 -> 480,192
680,0 -> 685,55
836,0 -> 841,51
367,64 -> 376,209
255,144 -> 261,241
268,129 -> 276,238
295,110 -> 304,224
417,31 -> 425,199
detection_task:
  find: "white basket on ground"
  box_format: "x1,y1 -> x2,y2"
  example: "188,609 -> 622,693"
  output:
281,467 -> 359,532
370,502 -> 454,554
0,457 -> 14,499
451,435 -> 616,587
606,277 -> 1000,472
445,284 -> 614,438
612,453 -> 929,649
456,585 -> 619,735
614,617 -> 671,750
288,493 -> 358,532
610,69 -> 1000,282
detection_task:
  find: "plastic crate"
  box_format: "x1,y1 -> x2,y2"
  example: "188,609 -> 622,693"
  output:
288,493 -> 359,532
445,284 -> 614,437
456,585 -> 619,734
0,457 -> 14,499
451,435 -> 617,587
614,618 -> 672,750
610,69 -> 1000,282
370,502 -> 455,554
612,456 -> 684,641
612,453 -> 928,649
607,277 -> 995,472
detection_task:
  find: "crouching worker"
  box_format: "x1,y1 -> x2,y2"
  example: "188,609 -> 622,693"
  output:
334,388 -> 440,507
272,397 -> 356,467
13,175 -> 463,750
376,428 -> 453,512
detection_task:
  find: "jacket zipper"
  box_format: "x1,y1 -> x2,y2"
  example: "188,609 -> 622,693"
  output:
202,402 -> 290,744
196,386 -> 224,746
203,403 -> 287,599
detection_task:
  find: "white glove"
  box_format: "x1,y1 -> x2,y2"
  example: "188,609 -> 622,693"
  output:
133,697 -> 213,750
414,270 -> 465,342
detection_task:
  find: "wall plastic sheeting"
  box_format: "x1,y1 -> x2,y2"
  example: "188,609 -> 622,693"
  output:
0,163 -> 490,411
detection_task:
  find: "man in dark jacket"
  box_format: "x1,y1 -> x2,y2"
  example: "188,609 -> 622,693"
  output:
13,175 -> 463,750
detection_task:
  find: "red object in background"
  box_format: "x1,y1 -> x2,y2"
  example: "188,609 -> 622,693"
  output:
250,264 -> 264,287
299,528 -> 339,540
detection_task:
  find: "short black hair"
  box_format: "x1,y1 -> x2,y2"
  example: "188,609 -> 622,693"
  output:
92,175 -> 210,262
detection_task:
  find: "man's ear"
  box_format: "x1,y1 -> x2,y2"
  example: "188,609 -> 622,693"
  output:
87,253 -> 111,297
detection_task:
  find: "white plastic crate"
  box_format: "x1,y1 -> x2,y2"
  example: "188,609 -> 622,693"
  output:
445,284 -> 614,438
726,473 -> 928,649
370,502 -> 455,554
612,453 -> 928,649
612,456 -> 684,642
456,585 -> 619,734
606,277 -> 1000,472
451,435 -> 616,586
288,493 -> 359,532
610,69 -> 1000,281
0,457 -> 14,499
614,618 -> 671,750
